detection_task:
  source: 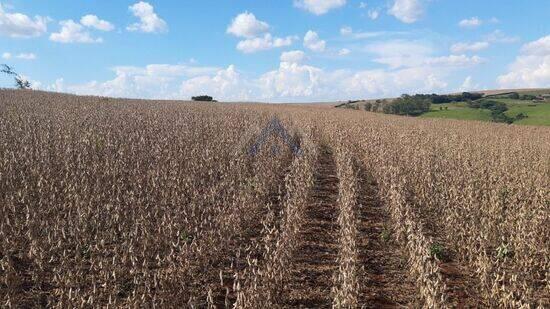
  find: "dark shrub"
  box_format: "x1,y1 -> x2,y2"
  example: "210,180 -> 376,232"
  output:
192,95 -> 214,102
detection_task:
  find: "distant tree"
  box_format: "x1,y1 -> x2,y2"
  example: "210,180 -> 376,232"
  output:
508,92 -> 520,100
15,77 -> 31,89
1,64 -> 31,89
520,94 -> 536,100
382,94 -> 431,116
364,102 -> 372,111
192,95 -> 214,102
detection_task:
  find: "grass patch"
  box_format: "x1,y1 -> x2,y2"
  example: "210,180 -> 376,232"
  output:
505,102 -> 550,126
420,105 -> 492,121
420,99 -> 550,126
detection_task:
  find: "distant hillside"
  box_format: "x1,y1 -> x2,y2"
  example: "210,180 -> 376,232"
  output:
337,88 -> 550,126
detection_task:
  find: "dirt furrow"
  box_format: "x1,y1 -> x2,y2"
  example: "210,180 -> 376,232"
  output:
356,168 -> 417,308
284,145 -> 339,308
422,219 -> 485,308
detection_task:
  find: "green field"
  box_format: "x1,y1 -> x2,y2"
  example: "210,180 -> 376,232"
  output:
420,100 -> 550,126
421,104 -> 492,121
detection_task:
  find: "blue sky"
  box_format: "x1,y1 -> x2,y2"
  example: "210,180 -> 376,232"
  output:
1,0 -> 549,102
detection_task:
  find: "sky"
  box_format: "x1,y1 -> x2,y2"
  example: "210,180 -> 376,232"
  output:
0,0 -> 549,102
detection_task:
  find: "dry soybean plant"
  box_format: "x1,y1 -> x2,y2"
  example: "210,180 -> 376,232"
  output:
1,90 -> 548,308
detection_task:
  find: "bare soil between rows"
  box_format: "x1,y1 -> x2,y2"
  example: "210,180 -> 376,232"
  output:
284,145 -> 340,308
356,168 -> 417,308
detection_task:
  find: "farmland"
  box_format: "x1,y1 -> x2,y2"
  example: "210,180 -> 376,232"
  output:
1,89 -> 549,308
339,89 -> 550,126
420,99 -> 550,126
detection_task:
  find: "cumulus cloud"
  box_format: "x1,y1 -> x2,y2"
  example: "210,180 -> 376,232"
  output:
81,15 -> 114,31
281,50 -> 306,63
294,0 -> 346,15
2,52 -> 11,59
304,30 -> 326,52
57,60 -> 470,102
259,62 -> 327,99
66,63 -> 221,99
48,39 -> 482,102
458,76 -> 480,91
236,34 -> 296,53
180,65 -> 254,101
388,0 -> 424,24
451,41 -> 490,53
458,17 -> 482,28
127,1 -> 167,33
227,12 -> 296,53
497,35 -> 550,88
50,20 -> 103,43
227,12 -> 269,38
344,67 -> 448,97
367,9 -> 380,20
0,3 -> 49,38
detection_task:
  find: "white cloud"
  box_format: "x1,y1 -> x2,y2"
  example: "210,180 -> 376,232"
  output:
60,60 -> 464,102
49,39 -> 482,102
340,26 -> 352,36
49,78 -> 65,92
50,20 -> 103,43
66,63 -> 222,99
304,30 -> 326,52
521,35 -> 550,55
259,62 -> 327,99
388,0 -> 423,24
486,30 -> 519,44
366,40 -> 483,69
16,52 -> 36,60
2,52 -> 37,60
449,31 -> 518,54
338,48 -> 351,56
180,65 -> 254,101
294,0 -> 346,15
340,26 -> 388,40
127,1 -> 167,33
281,50 -> 306,63
458,76 -> 479,91
227,12 -> 295,54
425,54 -> 484,67
343,67 -> 447,97
227,12 -> 269,38
498,35 -> 550,88
367,9 -> 380,20
365,40 -> 432,68
459,17 -> 482,28
450,41 -> 490,53
81,15 -> 114,31
236,34 -> 296,53
0,3 -> 49,38
358,2 -> 379,19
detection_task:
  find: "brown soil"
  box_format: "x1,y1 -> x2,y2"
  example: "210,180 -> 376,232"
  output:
283,146 -> 340,308
356,169 -> 418,308
421,209 -> 486,308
